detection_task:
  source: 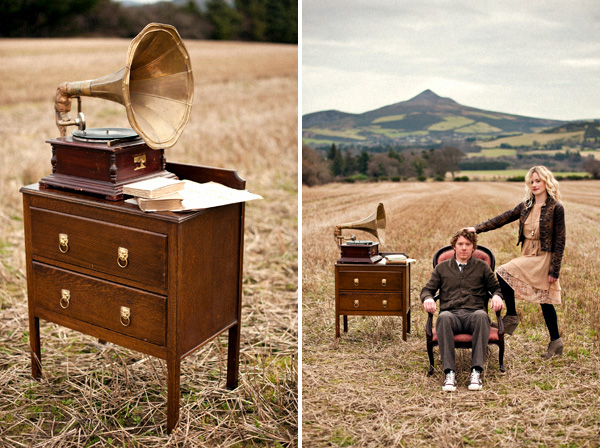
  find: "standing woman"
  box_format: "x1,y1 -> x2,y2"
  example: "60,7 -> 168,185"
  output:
464,166 -> 566,358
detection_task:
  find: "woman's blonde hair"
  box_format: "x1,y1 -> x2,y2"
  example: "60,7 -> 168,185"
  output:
522,165 -> 561,206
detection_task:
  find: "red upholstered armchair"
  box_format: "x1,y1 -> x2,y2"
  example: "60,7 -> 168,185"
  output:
425,245 -> 505,375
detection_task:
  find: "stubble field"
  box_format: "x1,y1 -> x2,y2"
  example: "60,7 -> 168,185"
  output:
302,180 -> 600,447
0,38 -> 297,446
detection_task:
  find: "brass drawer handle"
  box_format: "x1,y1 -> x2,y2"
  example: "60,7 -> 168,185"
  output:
354,299 -> 359,308
117,247 -> 129,268
60,289 -> 71,309
59,234 -> 69,253
381,279 -> 387,287
354,278 -> 359,286
120,306 -> 131,326
382,299 -> 388,308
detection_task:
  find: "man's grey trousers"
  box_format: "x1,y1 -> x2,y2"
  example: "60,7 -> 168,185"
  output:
436,308 -> 491,372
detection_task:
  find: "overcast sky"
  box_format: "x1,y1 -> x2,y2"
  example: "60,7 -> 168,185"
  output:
302,0 -> 600,121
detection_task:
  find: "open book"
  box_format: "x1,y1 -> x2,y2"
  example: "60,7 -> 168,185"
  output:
127,180 -> 262,212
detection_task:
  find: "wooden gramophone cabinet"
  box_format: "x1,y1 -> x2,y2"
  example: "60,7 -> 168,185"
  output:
39,136 -> 177,201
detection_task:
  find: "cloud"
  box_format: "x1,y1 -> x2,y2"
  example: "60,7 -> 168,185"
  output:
560,58 -> 600,68
303,65 -> 492,115
302,0 -> 600,120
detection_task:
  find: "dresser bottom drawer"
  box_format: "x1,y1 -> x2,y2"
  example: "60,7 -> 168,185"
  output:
339,293 -> 404,312
32,262 -> 166,346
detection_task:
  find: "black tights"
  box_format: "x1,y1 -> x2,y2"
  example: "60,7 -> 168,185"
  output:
541,303 -> 560,341
498,276 -> 560,341
498,276 -> 517,316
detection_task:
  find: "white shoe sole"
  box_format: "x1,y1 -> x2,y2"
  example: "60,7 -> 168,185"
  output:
468,384 -> 482,391
442,385 -> 457,392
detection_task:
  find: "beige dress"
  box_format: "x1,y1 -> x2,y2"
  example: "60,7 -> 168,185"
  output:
496,203 -> 561,304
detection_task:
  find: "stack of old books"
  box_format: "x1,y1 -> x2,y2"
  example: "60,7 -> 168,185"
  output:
381,254 -> 417,265
123,177 -> 187,212
123,177 -> 262,212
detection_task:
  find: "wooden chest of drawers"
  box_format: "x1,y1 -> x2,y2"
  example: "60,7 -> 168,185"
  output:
335,256 -> 412,341
21,161 -> 246,434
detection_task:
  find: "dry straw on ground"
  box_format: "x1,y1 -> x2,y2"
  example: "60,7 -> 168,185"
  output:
0,38 -> 298,446
303,181 -> 600,447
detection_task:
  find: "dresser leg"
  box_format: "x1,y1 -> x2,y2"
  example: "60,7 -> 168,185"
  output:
226,323 -> 240,389
335,314 -> 340,338
166,357 -> 181,434
30,317 -> 42,379
343,315 -> 348,333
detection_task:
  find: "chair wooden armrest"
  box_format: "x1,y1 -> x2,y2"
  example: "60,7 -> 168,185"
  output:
495,309 -> 504,336
426,312 -> 434,338
425,294 -> 438,339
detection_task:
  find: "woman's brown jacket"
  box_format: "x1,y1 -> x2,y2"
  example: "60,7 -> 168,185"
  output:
474,197 -> 566,279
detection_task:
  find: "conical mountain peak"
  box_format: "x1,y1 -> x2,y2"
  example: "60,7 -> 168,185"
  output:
412,89 -> 439,99
405,89 -> 458,106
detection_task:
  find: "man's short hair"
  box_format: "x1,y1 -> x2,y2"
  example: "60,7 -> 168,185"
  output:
451,229 -> 477,250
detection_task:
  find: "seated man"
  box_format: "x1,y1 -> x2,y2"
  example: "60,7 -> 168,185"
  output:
421,230 -> 503,392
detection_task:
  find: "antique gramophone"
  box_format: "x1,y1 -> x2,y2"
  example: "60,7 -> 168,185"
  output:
334,203 -> 386,263
39,23 -> 194,200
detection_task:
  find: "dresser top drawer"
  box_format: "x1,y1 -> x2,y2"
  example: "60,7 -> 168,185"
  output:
30,207 -> 167,289
32,262 -> 166,346
337,269 -> 404,291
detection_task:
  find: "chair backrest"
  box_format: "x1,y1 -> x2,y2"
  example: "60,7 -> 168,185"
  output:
433,244 -> 495,271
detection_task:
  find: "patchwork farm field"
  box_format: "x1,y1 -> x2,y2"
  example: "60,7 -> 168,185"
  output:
302,180 -> 600,447
478,131 -> 584,148
467,148 -> 518,158
0,38 -> 298,446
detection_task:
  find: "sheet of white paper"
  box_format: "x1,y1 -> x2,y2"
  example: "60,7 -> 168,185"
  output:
126,181 -> 262,212
178,180 -> 263,211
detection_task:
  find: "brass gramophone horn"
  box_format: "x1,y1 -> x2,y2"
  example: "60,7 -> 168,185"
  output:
54,23 -> 194,150
334,203 -> 386,246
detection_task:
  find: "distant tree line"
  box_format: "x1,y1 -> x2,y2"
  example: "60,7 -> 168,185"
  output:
332,138 -> 481,155
302,144 -> 466,186
459,160 -> 511,171
0,0 -> 297,43
302,143 -> 600,186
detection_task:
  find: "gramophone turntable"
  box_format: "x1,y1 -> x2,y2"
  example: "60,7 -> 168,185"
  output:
334,203 -> 386,263
39,23 -> 193,200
